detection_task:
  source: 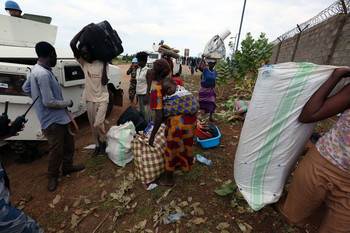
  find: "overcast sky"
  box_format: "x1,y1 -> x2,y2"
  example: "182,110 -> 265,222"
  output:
5,0 -> 336,57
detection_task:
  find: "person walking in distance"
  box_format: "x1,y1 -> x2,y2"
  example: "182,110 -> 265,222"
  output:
127,57 -> 138,103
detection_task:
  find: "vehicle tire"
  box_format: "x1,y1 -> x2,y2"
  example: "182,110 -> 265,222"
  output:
105,90 -> 114,117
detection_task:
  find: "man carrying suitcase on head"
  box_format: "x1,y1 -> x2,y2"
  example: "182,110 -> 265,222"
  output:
70,23 -> 109,157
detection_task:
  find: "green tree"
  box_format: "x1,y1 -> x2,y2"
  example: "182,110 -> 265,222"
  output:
215,59 -> 234,98
233,32 -> 274,82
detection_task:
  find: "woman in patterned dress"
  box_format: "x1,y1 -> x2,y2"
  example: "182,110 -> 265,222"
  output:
149,59 -> 197,186
197,55 -> 217,122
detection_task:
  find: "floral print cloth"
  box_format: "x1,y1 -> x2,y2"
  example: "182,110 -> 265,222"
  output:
316,108 -> 350,173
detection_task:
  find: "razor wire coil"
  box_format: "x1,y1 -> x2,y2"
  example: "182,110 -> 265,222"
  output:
272,0 -> 350,44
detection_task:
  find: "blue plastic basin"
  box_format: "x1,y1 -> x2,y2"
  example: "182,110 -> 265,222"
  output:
197,126 -> 221,148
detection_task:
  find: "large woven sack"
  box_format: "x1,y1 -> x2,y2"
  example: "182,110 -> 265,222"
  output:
106,121 -> 136,167
131,124 -> 166,185
234,62 -> 347,211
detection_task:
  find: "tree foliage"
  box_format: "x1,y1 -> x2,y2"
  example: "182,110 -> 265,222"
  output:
232,32 -> 274,81
212,32 -> 273,101
216,59 -> 234,87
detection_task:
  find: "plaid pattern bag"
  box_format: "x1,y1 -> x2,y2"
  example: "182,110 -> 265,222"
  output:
131,124 -> 166,185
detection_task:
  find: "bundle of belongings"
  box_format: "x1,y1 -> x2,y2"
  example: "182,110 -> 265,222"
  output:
203,29 -> 231,60
162,84 -> 199,117
195,121 -> 219,140
158,44 -> 180,59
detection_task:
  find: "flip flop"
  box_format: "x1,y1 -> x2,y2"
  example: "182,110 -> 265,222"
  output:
156,179 -> 174,187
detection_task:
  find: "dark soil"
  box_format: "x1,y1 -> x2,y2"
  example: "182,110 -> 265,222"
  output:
1,64 -> 332,233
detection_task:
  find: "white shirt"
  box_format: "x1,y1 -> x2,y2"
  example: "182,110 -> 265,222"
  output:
76,58 -> 109,102
136,66 -> 149,95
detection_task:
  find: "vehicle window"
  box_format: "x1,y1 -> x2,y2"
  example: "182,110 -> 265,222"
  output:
148,54 -> 159,59
0,73 -> 27,96
64,66 -> 84,82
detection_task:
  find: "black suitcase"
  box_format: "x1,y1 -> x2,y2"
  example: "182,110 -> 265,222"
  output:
117,106 -> 148,132
79,20 -> 124,61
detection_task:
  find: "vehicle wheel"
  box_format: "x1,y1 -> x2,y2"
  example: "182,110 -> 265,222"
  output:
105,90 -> 114,117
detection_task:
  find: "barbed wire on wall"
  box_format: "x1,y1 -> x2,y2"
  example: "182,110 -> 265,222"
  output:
272,0 -> 350,44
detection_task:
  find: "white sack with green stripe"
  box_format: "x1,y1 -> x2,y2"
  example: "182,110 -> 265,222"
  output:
106,121 -> 136,167
234,62 -> 346,211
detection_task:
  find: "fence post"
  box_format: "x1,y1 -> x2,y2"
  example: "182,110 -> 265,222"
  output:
340,0 -> 348,14
274,37 -> 284,64
324,14 -> 348,65
291,24 -> 309,62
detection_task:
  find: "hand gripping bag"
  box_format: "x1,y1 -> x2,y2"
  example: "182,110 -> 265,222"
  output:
106,121 -> 136,167
234,62 -> 347,211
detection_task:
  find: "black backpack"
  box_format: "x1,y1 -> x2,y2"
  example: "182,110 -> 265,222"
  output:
117,106 -> 148,132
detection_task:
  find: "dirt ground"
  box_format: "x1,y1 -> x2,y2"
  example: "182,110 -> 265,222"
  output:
1,63 -> 327,233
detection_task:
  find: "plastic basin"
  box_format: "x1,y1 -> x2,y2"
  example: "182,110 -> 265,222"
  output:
195,127 -> 212,140
197,126 -> 221,148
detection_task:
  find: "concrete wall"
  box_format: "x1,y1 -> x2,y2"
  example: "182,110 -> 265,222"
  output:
270,14 -> 350,66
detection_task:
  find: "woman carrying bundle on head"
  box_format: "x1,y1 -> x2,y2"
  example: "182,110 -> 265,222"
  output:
197,55 -> 217,122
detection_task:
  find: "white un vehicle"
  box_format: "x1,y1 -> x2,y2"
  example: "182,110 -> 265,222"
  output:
0,14 -> 122,144
147,44 -> 182,76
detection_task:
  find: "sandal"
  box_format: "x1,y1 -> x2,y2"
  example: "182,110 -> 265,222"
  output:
156,179 -> 174,187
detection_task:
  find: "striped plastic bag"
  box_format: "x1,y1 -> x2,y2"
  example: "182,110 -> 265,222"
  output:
234,62 -> 346,211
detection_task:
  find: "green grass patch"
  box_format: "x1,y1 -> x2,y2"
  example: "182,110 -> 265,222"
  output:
112,58 -> 128,64
85,155 -> 110,175
213,197 -> 227,209
193,147 -> 205,156
99,196 -> 117,212
185,163 -> 209,180
44,211 -> 69,228
150,186 -> 167,202
135,202 -> 154,221
82,184 -> 99,195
